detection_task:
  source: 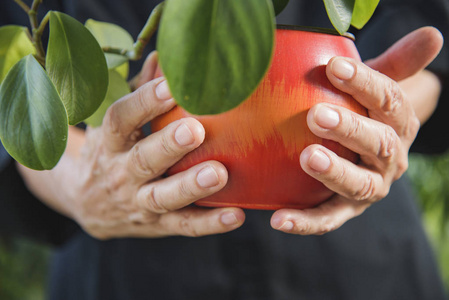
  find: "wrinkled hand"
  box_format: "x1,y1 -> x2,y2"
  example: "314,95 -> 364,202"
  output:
66,53 -> 244,240
271,27 -> 444,235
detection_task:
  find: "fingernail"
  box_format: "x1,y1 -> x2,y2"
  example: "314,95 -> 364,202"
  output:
221,211 -> 238,226
175,124 -> 194,146
271,215 -> 293,231
332,59 -> 355,80
315,105 -> 340,129
308,150 -> 331,172
155,79 -> 171,100
279,220 -> 294,231
197,167 -> 220,188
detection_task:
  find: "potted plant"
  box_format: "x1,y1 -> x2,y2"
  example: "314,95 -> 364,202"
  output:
0,0 -> 379,209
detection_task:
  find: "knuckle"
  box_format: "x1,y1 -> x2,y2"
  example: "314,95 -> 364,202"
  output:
343,113 -> 363,140
395,157 -> 409,179
134,85 -> 153,115
293,212 -> 312,235
144,185 -> 170,214
102,103 -> 143,149
178,177 -> 198,200
378,127 -> 399,159
179,212 -> 201,237
129,143 -> 158,178
297,220 -> 312,235
103,104 -> 122,137
316,218 -> 337,235
357,69 -> 374,97
330,162 -> 347,186
159,129 -> 181,157
381,81 -> 403,114
351,173 -> 376,201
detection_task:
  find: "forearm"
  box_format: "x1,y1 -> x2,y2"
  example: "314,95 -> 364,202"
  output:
399,69 -> 442,125
16,126 -> 85,220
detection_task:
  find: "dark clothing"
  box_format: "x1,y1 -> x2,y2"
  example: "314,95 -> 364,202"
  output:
1,0 -> 449,299
47,179 -> 444,300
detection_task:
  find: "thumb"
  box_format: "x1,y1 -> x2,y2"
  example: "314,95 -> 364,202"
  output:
365,26 -> 444,81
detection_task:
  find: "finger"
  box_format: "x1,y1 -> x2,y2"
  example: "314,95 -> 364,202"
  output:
158,206 -> 245,237
271,197 -> 368,235
365,27 -> 444,81
102,77 -> 175,152
398,69 -> 442,123
127,117 -> 205,181
129,51 -> 159,91
306,103 -> 410,166
326,57 -> 421,137
299,145 -> 393,202
95,206 -> 245,239
135,161 -> 228,214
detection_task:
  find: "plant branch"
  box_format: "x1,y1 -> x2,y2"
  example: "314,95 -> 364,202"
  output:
28,0 -> 46,65
101,46 -> 131,57
13,0 -> 30,13
36,11 -> 50,36
132,1 -> 164,59
33,11 -> 50,63
103,2 -> 165,60
28,0 -> 43,29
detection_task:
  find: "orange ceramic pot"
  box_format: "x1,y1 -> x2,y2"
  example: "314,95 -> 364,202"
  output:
151,26 -> 367,210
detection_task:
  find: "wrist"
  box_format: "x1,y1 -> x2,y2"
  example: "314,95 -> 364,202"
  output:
15,126 -> 87,220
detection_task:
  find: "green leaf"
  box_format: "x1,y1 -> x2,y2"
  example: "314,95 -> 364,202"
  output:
84,69 -> 131,127
272,0 -> 290,16
351,0 -> 379,29
157,0 -> 275,115
85,19 -> 134,69
323,0 -> 355,34
46,11 -> 109,125
0,55 -> 68,170
0,25 -> 35,84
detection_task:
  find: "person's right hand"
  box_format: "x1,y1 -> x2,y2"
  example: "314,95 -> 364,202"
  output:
20,53 -> 245,240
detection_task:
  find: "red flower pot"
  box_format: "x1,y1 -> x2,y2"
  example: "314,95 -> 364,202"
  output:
151,26 -> 367,210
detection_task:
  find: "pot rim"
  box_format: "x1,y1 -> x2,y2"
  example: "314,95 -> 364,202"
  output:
276,24 -> 355,41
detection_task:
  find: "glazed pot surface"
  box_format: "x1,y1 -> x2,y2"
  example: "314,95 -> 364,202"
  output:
151,27 -> 367,210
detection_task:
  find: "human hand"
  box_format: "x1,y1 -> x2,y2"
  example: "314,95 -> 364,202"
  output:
32,52 -> 245,240
271,27 -> 444,235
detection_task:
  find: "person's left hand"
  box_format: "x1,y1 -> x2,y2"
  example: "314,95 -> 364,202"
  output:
270,26 -> 444,235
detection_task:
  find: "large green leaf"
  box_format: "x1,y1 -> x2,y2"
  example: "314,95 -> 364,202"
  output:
84,69 -> 131,127
272,0 -> 290,16
0,25 -> 35,84
0,55 -> 68,170
351,0 -> 379,29
85,19 -> 134,69
323,0 -> 356,34
46,12 -> 108,125
157,0 -> 275,115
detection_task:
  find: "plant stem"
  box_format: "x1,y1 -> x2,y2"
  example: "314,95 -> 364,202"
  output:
132,1 -> 165,59
101,47 -> 130,56
103,1 -> 165,60
28,0 -> 42,30
28,0 -> 46,65
13,0 -> 30,13
33,11 -> 50,64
